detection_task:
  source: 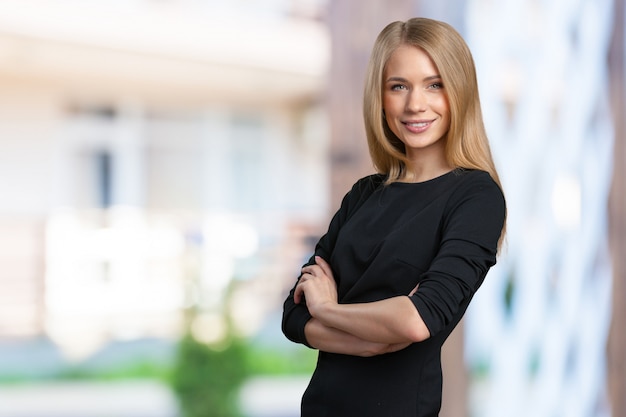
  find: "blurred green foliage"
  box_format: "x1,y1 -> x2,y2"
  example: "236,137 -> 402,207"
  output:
245,343 -> 317,375
58,359 -> 171,381
171,334 -> 248,417
170,332 -> 317,417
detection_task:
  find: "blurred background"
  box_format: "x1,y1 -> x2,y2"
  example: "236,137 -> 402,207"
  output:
0,0 -> 623,416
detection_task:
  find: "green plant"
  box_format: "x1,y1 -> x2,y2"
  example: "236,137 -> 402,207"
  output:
244,345 -> 317,376
170,334 -> 248,417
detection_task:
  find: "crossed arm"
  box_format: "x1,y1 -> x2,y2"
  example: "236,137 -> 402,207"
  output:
295,256 -> 431,357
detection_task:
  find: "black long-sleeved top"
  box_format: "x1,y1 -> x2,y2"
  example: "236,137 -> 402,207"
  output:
282,169 -> 506,417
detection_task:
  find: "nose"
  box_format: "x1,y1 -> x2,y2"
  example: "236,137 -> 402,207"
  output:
406,89 -> 427,112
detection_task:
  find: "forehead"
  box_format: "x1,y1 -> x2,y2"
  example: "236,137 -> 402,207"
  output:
384,44 -> 439,76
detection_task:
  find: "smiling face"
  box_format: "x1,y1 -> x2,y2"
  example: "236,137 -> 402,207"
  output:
382,44 -> 451,166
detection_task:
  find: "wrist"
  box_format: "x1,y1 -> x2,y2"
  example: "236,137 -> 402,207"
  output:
310,300 -> 336,325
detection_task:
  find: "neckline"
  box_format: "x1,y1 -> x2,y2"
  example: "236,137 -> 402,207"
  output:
392,168 -> 461,185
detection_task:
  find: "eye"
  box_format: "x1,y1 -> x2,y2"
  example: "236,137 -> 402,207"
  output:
428,82 -> 444,90
390,84 -> 407,91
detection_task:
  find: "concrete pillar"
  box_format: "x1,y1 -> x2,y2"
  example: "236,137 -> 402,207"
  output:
608,0 -> 626,415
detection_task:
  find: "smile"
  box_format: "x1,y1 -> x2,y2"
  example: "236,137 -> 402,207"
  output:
406,122 -> 430,128
403,120 -> 434,133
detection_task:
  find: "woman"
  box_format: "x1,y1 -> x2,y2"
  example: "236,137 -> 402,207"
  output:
282,17 -> 506,417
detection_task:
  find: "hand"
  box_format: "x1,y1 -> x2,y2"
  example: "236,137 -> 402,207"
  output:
294,256 -> 337,317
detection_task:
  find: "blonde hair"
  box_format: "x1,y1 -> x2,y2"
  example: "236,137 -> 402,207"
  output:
363,17 -> 506,247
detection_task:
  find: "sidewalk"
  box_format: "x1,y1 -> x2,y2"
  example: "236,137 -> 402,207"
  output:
240,375 -> 309,417
0,380 -> 178,417
0,376 -> 310,417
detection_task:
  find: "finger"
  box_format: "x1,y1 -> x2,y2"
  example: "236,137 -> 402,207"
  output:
294,284 -> 303,304
301,265 -> 319,277
315,256 -> 333,279
294,277 -> 306,304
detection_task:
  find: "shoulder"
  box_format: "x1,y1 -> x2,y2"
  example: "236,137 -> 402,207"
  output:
338,174 -> 386,203
452,169 -> 504,200
443,169 -> 506,247
446,169 -> 506,220
336,174 -> 386,215
351,173 -> 386,195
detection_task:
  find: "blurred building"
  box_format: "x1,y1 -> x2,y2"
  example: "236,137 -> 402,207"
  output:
0,0 -> 330,359
1,1 -> 624,416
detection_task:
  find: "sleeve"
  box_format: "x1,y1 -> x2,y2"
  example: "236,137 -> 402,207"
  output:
410,172 -> 506,337
281,175 -> 382,347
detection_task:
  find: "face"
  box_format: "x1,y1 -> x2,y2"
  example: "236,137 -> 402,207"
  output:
382,44 -> 451,162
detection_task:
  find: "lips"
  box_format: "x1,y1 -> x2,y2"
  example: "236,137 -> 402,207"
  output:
403,119 -> 434,133
406,121 -> 430,127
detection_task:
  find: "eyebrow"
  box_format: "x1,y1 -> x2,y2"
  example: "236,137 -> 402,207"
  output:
385,75 -> 442,83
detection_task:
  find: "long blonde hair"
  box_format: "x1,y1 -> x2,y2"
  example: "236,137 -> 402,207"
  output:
363,17 -> 506,247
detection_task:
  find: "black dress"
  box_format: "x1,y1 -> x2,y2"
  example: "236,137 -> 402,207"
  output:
282,169 -> 506,417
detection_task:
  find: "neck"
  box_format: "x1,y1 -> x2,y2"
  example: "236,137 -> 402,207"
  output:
401,139 -> 453,182
401,155 -> 453,183
400,166 -> 453,183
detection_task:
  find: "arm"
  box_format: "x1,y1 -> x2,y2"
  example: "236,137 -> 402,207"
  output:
296,172 -> 506,344
297,257 -> 430,345
282,176 -> 385,348
304,318 -> 410,357
409,173 -> 506,336
311,296 -> 429,344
